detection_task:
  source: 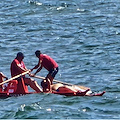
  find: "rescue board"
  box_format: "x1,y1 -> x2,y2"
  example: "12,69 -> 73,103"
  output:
0,75 -> 105,98
33,75 -> 106,96
51,85 -> 105,97
0,82 -> 105,98
52,90 -> 105,96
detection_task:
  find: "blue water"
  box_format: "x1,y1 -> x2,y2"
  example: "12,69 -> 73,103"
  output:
0,0 -> 120,119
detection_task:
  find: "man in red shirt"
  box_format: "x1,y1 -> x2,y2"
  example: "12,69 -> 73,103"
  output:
11,52 -> 42,93
31,50 -> 59,92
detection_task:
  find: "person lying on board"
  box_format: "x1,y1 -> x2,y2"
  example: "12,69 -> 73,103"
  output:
31,50 -> 59,91
51,83 -> 105,96
40,79 -> 90,95
10,52 -> 43,93
51,83 -> 85,92
0,72 -> 8,91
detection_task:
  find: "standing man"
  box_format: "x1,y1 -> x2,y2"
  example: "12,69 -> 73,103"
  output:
10,52 -> 43,93
31,50 -> 59,92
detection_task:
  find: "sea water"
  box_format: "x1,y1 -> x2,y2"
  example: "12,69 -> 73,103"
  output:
0,0 -> 120,119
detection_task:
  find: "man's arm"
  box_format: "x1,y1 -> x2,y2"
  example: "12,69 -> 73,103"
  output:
31,59 -> 41,71
34,65 -> 43,75
16,63 -> 28,73
30,65 -> 43,77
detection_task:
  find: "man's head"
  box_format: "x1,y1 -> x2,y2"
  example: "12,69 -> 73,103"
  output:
35,50 -> 41,58
16,52 -> 24,61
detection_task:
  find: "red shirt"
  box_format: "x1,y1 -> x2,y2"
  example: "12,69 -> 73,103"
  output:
40,54 -> 58,71
10,59 -> 26,77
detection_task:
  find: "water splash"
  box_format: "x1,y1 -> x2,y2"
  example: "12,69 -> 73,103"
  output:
28,0 -> 42,6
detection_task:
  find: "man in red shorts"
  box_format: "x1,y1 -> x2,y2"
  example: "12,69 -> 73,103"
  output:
11,52 -> 43,93
31,50 -> 59,92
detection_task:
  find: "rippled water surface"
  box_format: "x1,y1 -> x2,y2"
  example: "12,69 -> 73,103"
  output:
0,0 -> 120,119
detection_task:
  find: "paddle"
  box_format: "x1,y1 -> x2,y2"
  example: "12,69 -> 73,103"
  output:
32,75 -> 73,85
0,70 -> 30,86
32,75 -> 90,91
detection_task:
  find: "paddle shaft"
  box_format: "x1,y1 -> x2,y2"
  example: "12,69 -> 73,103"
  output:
33,75 -> 76,86
0,70 -> 30,86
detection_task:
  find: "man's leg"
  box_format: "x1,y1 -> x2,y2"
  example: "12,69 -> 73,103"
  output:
47,67 -> 59,84
46,74 -> 53,84
24,78 -> 43,92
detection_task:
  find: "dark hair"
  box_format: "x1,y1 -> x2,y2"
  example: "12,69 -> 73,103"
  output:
35,50 -> 41,57
17,52 -> 24,58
